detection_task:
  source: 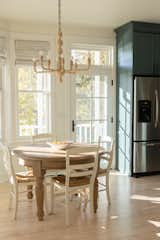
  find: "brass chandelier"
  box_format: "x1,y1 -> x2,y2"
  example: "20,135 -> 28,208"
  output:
33,0 -> 91,82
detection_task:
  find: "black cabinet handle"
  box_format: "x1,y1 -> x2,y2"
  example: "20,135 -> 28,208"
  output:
72,120 -> 75,132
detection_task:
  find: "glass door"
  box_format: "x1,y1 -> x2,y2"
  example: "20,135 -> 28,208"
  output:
70,45 -> 114,144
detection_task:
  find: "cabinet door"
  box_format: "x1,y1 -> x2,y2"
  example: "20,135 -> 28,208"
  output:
154,34 -> 160,75
133,32 -> 154,75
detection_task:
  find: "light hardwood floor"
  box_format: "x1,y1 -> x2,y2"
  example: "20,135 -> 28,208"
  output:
0,172 -> 160,240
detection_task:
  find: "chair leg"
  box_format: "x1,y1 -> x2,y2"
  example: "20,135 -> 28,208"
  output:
65,188 -> 70,226
9,191 -> 13,210
13,187 -> 18,220
50,181 -> 55,214
44,183 -> 49,215
89,186 -> 94,215
83,188 -> 89,212
106,173 -> 111,205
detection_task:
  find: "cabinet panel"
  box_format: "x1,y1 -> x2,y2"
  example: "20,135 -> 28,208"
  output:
133,32 -> 154,75
154,34 -> 160,75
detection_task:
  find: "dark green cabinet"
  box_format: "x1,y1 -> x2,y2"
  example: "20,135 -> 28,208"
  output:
133,32 -> 160,76
154,34 -> 160,75
133,32 -> 154,75
115,21 -> 160,175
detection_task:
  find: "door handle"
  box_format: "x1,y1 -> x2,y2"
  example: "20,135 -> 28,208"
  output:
155,90 -> 159,128
72,120 -> 75,132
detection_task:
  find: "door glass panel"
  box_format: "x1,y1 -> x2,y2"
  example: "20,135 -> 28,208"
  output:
91,120 -> 108,142
91,98 -> 107,120
92,76 -> 108,97
76,99 -> 91,121
75,120 -> 91,143
76,75 -> 91,97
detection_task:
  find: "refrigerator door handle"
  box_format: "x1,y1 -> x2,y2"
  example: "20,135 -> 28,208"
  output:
155,90 -> 159,128
142,142 -> 160,147
145,143 -> 156,147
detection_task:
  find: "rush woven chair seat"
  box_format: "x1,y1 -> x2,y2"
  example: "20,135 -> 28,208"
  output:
16,171 -> 35,183
55,175 -> 90,187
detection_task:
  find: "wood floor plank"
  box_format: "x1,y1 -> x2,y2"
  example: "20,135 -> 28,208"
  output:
0,173 -> 160,240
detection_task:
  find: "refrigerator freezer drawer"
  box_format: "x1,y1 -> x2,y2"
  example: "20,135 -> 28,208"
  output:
133,142 -> 160,173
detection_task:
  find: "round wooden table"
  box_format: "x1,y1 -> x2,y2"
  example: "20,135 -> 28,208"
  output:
13,145 -> 98,221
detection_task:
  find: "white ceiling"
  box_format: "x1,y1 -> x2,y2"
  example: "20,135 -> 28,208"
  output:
0,0 -> 160,29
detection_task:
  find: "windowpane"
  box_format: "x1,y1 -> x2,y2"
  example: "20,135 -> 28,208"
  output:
17,65 -> 51,137
91,98 -> 107,120
18,92 -> 49,136
92,76 -> 108,97
91,120 -> 108,143
75,75 -> 91,98
71,48 -> 113,66
76,99 -> 91,120
18,66 -> 51,91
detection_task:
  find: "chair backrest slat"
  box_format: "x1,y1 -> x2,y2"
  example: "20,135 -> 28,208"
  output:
70,170 -> 93,178
32,133 -> 53,143
65,146 -> 99,187
69,162 -> 95,170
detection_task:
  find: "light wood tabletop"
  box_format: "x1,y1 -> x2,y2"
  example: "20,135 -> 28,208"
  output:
13,144 -> 98,221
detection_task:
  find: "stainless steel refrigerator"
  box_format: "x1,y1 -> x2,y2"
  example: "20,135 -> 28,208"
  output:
133,76 -> 160,175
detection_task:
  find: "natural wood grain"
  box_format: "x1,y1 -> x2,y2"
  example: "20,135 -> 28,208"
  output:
1,173 -> 160,240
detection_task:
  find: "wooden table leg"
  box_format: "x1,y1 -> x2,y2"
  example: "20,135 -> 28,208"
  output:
32,161 -> 45,221
27,185 -> 33,199
93,178 -> 98,213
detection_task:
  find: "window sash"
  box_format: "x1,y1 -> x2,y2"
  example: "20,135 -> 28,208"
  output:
16,65 -> 52,137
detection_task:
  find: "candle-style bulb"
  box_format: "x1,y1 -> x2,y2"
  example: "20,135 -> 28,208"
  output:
39,51 -> 44,56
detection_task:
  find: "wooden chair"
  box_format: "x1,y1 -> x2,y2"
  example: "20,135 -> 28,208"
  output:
32,133 -> 64,214
52,146 -> 99,226
1,143 -> 36,220
32,133 -> 53,144
98,136 -> 114,205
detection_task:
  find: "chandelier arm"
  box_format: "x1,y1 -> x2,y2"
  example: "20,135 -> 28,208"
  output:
34,60 -> 60,73
65,66 -> 90,74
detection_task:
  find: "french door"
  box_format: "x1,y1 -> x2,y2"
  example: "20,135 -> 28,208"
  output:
71,68 -> 114,144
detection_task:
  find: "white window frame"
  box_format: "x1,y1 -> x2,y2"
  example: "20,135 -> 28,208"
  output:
0,62 -> 6,142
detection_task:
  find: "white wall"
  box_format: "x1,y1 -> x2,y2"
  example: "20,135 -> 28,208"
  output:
0,20 -> 116,182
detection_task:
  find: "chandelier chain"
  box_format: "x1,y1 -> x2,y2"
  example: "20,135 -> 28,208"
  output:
58,0 -> 61,32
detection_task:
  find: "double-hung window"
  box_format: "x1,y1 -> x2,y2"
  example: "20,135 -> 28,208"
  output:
15,40 -> 52,137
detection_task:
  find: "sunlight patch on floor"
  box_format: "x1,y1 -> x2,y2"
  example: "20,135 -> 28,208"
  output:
148,220 -> 160,227
131,194 -> 160,202
151,201 -> 160,204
